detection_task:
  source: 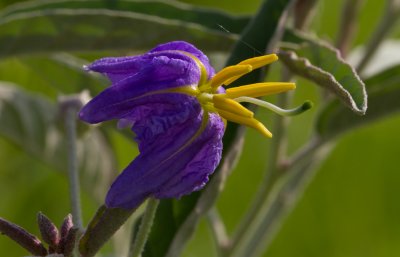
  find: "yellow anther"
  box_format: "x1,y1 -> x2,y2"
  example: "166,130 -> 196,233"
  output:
213,95 -> 254,118
224,54 -> 279,85
237,54 -> 278,69
225,82 -> 296,99
210,65 -> 252,88
216,109 -> 272,138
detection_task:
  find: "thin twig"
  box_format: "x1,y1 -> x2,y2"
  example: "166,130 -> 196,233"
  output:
233,141 -> 333,257
357,0 -> 400,73
207,208 -> 230,257
293,0 -> 318,30
284,136 -> 323,170
335,0 -> 364,57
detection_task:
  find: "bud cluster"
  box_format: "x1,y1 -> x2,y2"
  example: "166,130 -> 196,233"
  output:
0,213 -> 78,257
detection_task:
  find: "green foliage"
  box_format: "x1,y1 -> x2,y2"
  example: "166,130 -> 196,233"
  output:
0,0 -> 238,58
0,83 -> 115,202
0,0 -> 249,34
0,55 -> 106,98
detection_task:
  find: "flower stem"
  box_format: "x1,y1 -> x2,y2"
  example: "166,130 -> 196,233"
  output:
129,198 -> 159,257
65,105 -> 83,231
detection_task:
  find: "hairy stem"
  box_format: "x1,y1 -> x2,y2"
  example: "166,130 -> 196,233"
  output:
65,105 -> 83,231
129,198 -> 159,257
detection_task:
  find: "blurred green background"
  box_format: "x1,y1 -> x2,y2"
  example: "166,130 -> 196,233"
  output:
0,0 -> 399,257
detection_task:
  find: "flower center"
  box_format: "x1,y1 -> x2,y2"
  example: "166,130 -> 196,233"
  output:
172,52 -> 312,138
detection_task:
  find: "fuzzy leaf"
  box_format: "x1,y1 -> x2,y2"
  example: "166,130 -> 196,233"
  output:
279,31 -> 367,115
317,64 -> 400,138
0,82 -> 115,201
0,5 -> 236,57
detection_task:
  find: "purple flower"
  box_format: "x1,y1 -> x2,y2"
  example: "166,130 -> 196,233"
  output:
79,41 -> 299,209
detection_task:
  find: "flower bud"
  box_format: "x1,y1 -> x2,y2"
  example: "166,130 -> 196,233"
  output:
0,217 -> 47,256
57,214 -> 74,254
61,227 -> 79,257
60,214 -> 73,242
37,212 -> 60,249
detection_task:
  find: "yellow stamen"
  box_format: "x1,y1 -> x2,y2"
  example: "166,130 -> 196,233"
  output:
237,54 -> 278,69
210,65 -> 253,89
167,86 -> 199,96
224,82 -> 296,99
216,109 -> 272,138
213,95 -> 254,118
202,102 -> 217,113
224,54 -> 279,85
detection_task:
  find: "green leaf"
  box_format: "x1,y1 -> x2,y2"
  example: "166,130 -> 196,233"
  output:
316,64 -> 400,138
0,0 -> 249,34
0,2 -> 238,57
0,82 -> 115,201
143,1 -> 295,257
279,30 -> 367,115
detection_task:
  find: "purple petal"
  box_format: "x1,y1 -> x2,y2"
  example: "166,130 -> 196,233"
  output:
122,93 -> 201,152
150,41 -> 215,79
105,109 -> 203,209
105,113 -> 224,209
87,51 -> 196,84
154,113 -> 224,198
79,54 -> 200,124
85,55 -> 144,83
86,41 -> 213,84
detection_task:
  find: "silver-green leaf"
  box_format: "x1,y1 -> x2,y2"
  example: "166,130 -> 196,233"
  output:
316,64 -> 400,138
279,31 -> 367,115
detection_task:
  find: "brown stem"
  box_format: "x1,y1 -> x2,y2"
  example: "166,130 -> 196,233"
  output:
336,0 -> 364,57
